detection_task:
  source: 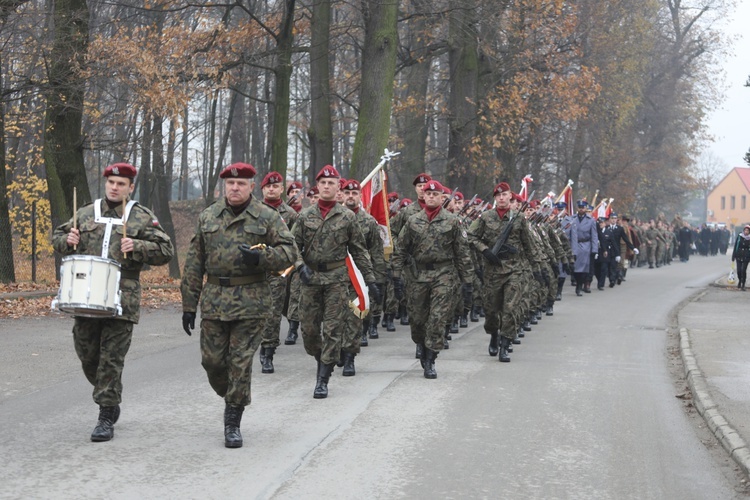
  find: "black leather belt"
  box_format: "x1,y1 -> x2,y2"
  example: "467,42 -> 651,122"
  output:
121,270 -> 140,280
313,260 -> 346,272
578,238 -> 590,243
207,275 -> 265,286
415,261 -> 452,271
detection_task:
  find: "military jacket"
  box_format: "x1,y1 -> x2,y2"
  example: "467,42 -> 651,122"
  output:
181,197 -> 296,321
390,200 -> 423,244
275,201 -> 300,230
52,199 -> 174,323
354,208 -> 387,284
467,208 -> 534,277
292,202 -> 375,285
392,208 -> 473,284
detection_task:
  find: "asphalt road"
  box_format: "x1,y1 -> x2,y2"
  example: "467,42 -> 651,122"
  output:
0,256 -> 746,499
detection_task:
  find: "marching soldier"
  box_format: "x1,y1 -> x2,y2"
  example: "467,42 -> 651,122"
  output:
292,165 -> 379,399
181,163 -> 296,448
52,163 -> 174,442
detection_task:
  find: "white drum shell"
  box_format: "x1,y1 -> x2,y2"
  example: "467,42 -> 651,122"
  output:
55,256 -> 122,317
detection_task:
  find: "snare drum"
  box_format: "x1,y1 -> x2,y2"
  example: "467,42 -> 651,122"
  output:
53,255 -> 122,317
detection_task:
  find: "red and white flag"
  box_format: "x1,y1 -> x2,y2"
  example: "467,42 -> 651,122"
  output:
360,164 -> 393,254
345,252 -> 370,318
519,175 -> 533,201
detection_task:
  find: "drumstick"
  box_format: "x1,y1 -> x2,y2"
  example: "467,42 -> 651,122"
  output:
72,187 -> 77,250
122,198 -> 127,258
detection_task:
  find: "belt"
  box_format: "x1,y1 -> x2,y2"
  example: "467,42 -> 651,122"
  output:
121,270 -> 140,280
578,238 -> 590,243
415,261 -> 453,271
312,260 -> 346,272
207,274 -> 266,286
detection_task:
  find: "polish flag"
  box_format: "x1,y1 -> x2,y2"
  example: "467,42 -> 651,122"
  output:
360,166 -> 393,255
519,175 -> 533,201
345,252 -> 370,318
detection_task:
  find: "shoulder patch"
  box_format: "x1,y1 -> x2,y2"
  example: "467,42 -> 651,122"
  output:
462,229 -> 468,239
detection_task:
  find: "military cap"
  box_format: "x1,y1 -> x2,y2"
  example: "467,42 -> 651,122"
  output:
388,192 -> 399,202
554,202 -> 567,210
528,200 -> 540,209
413,173 -> 432,185
343,179 -> 361,191
576,199 -> 588,208
400,198 -> 413,208
423,180 -> 444,192
511,193 -> 523,203
261,171 -> 284,188
610,212 -> 618,218
473,198 -> 484,205
287,181 -> 303,195
316,165 -> 341,180
338,177 -> 348,190
493,182 -> 511,195
454,192 -> 464,200
103,163 -> 137,179
442,185 -> 452,195
219,162 -> 256,179
307,186 -> 319,197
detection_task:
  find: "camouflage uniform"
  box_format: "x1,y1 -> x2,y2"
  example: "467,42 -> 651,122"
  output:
52,199 -> 174,406
181,197 -> 296,406
392,208 -> 473,353
389,200 -> 424,321
292,203 -> 375,366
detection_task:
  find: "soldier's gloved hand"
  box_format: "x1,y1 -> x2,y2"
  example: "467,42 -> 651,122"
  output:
393,277 -> 405,300
615,256 -> 621,263
634,248 -> 640,255
239,244 -> 261,266
562,263 -> 572,275
298,264 -> 313,285
594,253 -> 599,260
368,282 -> 382,304
482,249 -> 501,266
182,312 -> 196,336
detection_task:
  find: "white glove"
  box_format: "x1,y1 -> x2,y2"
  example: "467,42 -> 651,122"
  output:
615,256 -> 621,263
594,253 -> 598,260
634,248 -> 640,255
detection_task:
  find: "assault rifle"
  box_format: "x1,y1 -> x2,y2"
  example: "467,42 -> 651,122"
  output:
442,186 -> 461,208
491,195 -> 532,258
458,194 -> 478,216
287,192 -> 301,206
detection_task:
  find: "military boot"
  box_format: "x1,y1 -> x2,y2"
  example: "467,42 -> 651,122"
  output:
459,312 -> 469,328
575,282 -> 583,296
91,405 -> 117,442
369,316 -> 380,339
479,307 -> 485,318
399,304 -> 409,325
535,309 -> 543,321
224,403 -> 244,448
261,347 -> 275,374
415,342 -> 423,360
498,336 -> 511,362
522,320 -> 531,332
342,352 -> 356,377
381,315 -> 388,327
313,361 -> 334,399
360,319 -> 369,347
488,332 -> 499,357
512,332 -> 521,345
529,313 -> 538,325
449,316 -> 459,335
556,277 -> 565,300
443,325 -> 450,349
423,349 -> 438,379
284,320 -> 299,345
470,305 -> 480,322
546,300 -> 554,316
384,314 -> 396,332
584,280 -> 592,293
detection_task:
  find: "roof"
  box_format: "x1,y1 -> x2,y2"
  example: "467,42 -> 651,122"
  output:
735,167 -> 750,193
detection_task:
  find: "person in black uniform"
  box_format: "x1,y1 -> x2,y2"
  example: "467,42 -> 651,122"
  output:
595,216 -> 620,290
732,225 -> 750,290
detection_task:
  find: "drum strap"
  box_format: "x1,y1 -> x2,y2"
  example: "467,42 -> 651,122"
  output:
94,199 -> 138,258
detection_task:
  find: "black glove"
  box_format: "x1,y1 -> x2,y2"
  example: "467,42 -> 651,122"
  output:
562,263 -> 572,274
298,264 -> 313,285
393,277 -> 405,300
475,267 -> 485,284
238,244 -> 261,266
482,248 -> 501,266
182,312 -> 196,336
368,282 -> 382,304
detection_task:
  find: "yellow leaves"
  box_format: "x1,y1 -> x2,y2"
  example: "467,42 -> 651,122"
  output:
7,173 -> 53,257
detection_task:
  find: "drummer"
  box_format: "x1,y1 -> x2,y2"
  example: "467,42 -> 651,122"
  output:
51,163 -> 174,442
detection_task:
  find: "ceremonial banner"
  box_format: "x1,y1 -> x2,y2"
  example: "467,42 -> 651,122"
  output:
519,175 -> 533,201
345,252 -> 369,318
361,159 -> 395,255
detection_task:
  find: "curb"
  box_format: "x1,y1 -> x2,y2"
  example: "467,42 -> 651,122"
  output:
679,326 -> 750,476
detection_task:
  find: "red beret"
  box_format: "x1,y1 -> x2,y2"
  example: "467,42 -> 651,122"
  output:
316,165 -> 340,180
442,185 -> 452,195
286,181 -> 303,195
511,192 -> 523,203
387,192 -> 399,202
528,200 -> 540,209
493,182 -> 511,195
454,192 -> 464,200
261,171 -> 284,188
338,178 -> 348,189
413,173 -> 432,185
219,162 -> 257,179
473,198 -> 483,205
400,198 -> 413,208
307,186 -> 319,196
423,180 -> 444,193
343,179 -> 361,191
103,163 -> 137,179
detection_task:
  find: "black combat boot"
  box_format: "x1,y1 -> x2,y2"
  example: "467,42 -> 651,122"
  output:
360,319 -> 369,347
381,315 -> 388,327
423,349 -> 438,379
575,282 -> 583,296
488,332 -> 499,357
584,281 -> 592,293
342,352 -> 356,376
470,305 -> 480,322
535,309 -> 543,320
479,307 -> 485,318
546,300 -> 554,316
224,403 -> 244,448
443,325 -> 450,349
91,405 -> 117,442
529,313 -> 538,325
449,317 -> 458,336
556,277 -> 565,300
313,361 -> 334,399
522,320 -> 531,332
415,342 -> 424,360
459,312 -> 469,328
498,336 -> 511,363
284,320 -> 299,345
369,317 -> 380,339
384,314 -> 396,332
399,304 -> 409,325
261,347 -> 275,374
512,332 -> 521,345
112,404 -> 121,424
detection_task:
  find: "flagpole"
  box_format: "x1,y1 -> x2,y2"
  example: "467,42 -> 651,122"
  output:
361,148 -> 400,186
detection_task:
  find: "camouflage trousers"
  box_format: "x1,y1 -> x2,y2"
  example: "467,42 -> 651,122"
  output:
407,278 -> 455,352
383,277 -> 398,315
286,272 -> 301,322
646,243 -> 656,265
261,275 -> 288,348
73,317 -> 134,406
200,318 -> 264,406
299,281 -> 349,365
482,271 -> 524,340
343,285 -> 364,354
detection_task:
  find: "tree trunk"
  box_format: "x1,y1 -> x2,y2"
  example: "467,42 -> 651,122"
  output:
0,45 -> 14,282
269,0 -> 297,179
138,113 -> 153,207
307,0 -> 333,172
206,90 -> 239,205
151,116 -> 180,278
349,0 -> 398,180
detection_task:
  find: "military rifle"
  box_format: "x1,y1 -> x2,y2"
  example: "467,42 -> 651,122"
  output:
491,195 -> 532,258
458,194 -> 478,216
442,186 -> 461,208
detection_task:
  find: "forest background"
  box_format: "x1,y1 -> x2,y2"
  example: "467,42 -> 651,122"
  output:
0,0 -> 740,283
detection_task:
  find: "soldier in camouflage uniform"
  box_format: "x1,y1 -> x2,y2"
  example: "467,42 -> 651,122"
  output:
468,182 -> 535,362
340,179 -> 386,375
644,220 -> 659,268
283,181 -> 304,344
292,165 -> 379,399
257,171 -> 299,374
392,180 -> 473,379
52,163 -> 174,442
181,163 -> 296,448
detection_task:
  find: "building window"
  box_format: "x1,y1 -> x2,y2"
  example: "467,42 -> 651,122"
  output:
743,196 -> 747,210
722,196 -> 726,210
731,196 -> 736,210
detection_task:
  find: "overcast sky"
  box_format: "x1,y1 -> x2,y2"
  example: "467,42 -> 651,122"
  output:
704,1 -> 750,174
